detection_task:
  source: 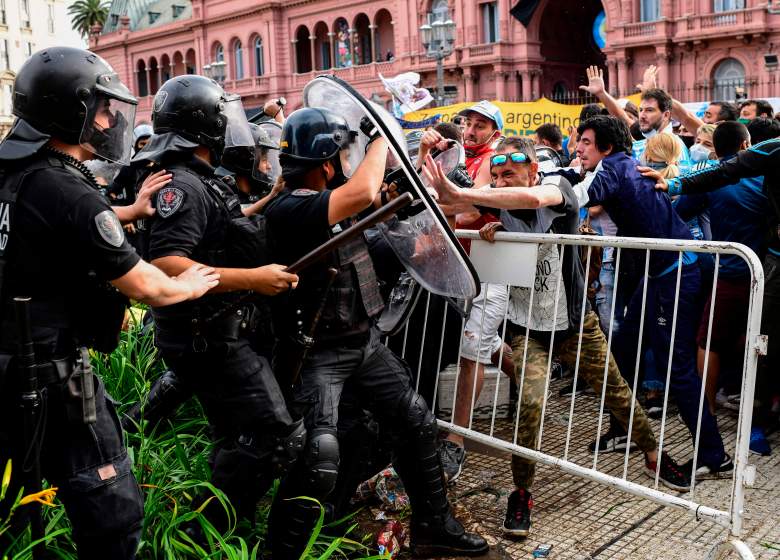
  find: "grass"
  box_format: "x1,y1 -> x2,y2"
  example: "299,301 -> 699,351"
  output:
1,315 -> 381,560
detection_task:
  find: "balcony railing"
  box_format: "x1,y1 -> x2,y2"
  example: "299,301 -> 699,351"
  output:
683,6 -> 766,34
623,21 -> 657,38
292,59 -> 399,85
468,43 -> 495,57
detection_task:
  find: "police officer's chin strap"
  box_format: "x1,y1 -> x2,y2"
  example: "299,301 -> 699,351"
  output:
324,156 -> 348,190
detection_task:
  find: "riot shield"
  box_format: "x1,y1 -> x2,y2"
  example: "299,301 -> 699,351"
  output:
257,120 -> 282,184
376,272 -> 423,336
302,75 -> 480,300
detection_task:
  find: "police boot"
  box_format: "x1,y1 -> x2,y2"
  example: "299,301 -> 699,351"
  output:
121,370 -> 189,433
392,397 -> 488,557
269,483 -> 322,560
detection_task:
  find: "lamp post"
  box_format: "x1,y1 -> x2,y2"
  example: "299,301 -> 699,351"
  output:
203,60 -> 226,84
419,18 -> 455,106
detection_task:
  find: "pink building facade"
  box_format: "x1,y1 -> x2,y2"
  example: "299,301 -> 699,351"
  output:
89,0 -> 780,123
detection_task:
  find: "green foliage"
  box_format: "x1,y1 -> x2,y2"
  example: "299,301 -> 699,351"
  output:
67,0 -> 110,38
2,319 -> 375,559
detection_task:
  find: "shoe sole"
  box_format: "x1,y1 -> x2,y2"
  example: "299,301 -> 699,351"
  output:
411,543 -> 490,557
501,525 -> 530,537
749,448 -> 771,457
643,466 -> 690,492
693,469 -> 734,480
589,441 -> 640,454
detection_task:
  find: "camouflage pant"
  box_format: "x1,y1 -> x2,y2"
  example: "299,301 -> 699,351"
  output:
510,311 -> 657,489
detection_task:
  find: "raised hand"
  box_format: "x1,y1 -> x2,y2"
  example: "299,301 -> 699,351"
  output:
579,65 -> 606,97
636,65 -> 658,93
421,153 -> 459,205
133,169 -> 173,219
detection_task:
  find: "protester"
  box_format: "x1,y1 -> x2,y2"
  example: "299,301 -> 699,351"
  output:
747,117 -> 780,145
535,123 -> 571,166
424,136 -> 689,539
576,115 -> 731,477
690,124 -> 717,164
739,99 -> 774,123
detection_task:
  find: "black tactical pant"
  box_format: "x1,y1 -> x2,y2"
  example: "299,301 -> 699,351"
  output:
161,337 -> 299,526
0,373 -> 143,559
272,328 -> 448,559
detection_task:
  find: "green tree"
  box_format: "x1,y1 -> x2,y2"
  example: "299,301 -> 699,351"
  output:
68,0 -> 110,38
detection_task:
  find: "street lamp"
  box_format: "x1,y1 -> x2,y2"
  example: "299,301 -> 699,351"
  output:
203,60 -> 226,84
420,18 -> 455,106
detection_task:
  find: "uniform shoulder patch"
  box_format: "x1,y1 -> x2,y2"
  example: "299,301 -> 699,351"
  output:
291,189 -> 319,197
94,210 -> 125,248
157,187 -> 185,218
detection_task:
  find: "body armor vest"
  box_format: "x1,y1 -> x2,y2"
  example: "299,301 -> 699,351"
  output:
0,154 -> 127,354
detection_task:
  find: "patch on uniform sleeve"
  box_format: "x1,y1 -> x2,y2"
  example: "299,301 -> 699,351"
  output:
291,189 -> 318,197
94,210 -> 125,248
157,187 -> 185,218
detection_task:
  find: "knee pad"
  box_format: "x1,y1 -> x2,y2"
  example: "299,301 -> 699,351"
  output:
272,419 -> 306,474
403,391 -> 438,441
303,429 -> 340,498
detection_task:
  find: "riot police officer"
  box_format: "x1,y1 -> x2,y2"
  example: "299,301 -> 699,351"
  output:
0,47 -> 219,559
140,74 -> 305,531
264,107 -> 488,558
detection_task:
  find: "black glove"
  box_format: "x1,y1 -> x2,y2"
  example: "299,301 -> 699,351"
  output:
360,116 -> 381,146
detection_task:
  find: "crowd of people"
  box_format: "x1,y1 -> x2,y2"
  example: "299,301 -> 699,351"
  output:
0,45 -> 778,560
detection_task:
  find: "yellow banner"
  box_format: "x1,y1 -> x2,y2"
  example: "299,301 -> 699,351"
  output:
403,95 -> 642,137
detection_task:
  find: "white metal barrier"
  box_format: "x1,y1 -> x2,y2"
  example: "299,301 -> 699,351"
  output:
393,230 -> 765,560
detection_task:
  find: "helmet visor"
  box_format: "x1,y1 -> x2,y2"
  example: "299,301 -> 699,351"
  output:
252,146 -> 278,184
80,94 -> 136,164
222,98 -> 254,150
257,121 -> 282,182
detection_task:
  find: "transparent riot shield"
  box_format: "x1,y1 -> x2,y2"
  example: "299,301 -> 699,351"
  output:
302,75 -> 480,300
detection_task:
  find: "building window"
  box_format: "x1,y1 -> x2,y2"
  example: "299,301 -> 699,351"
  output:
171,4 -> 184,18
23,41 -> 32,57
0,39 -> 8,69
254,37 -> 264,75
233,41 -> 243,80
1,0 -> 7,25
713,58 -> 746,101
148,11 -> 160,24
640,0 -> 659,22
47,4 -> 54,33
215,43 -> 224,63
714,0 -> 745,11
481,2 -> 498,43
19,0 -> 30,27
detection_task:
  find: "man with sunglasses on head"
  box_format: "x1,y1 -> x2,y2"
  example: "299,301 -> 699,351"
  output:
424,136 -> 689,538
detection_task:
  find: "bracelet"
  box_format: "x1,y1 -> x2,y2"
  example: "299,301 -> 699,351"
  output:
273,107 -> 283,119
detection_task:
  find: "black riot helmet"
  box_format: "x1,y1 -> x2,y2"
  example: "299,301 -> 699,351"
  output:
7,46 -> 137,163
220,122 -> 279,192
151,74 -> 254,155
279,107 -> 356,185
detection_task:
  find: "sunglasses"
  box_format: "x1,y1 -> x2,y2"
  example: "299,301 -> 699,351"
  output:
490,152 -> 530,167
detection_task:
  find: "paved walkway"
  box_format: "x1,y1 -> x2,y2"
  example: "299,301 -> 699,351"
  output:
442,375 -> 780,560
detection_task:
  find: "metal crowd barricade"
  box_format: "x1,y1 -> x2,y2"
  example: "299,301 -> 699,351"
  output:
392,230 -> 765,560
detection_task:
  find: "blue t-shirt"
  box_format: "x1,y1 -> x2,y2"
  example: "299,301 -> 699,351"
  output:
587,152 -> 694,275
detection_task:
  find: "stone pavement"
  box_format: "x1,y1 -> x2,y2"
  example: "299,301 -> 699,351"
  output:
440,375 -> 780,560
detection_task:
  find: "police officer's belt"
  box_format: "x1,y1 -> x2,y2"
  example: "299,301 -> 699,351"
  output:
31,358 -> 73,386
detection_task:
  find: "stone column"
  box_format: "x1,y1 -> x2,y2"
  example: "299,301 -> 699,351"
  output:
291,39 -> 298,73
327,32 -> 336,68
464,71 -> 475,102
617,56 -> 629,96
520,69 -> 531,101
506,71 -> 519,101
495,68 -> 506,100
369,24 -> 377,62
607,59 -> 619,96
655,46 -> 671,91
530,69 -> 541,100
309,35 -> 316,71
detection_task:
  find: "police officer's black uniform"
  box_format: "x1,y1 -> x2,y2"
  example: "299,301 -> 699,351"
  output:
142,75 -> 304,529
265,108 -> 488,559
0,47 -> 144,559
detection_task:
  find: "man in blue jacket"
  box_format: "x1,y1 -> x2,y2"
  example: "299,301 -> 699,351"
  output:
577,115 -> 730,478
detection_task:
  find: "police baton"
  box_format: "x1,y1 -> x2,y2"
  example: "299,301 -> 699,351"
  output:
285,191 -> 413,274
15,296 -> 45,558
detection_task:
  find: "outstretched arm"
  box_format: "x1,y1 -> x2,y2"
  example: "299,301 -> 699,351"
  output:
580,65 -> 632,127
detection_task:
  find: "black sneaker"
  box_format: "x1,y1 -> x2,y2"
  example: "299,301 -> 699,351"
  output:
439,440 -> 466,483
588,426 -> 639,453
682,454 -> 734,479
502,488 -> 532,537
644,451 -> 690,491
646,396 -> 664,420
